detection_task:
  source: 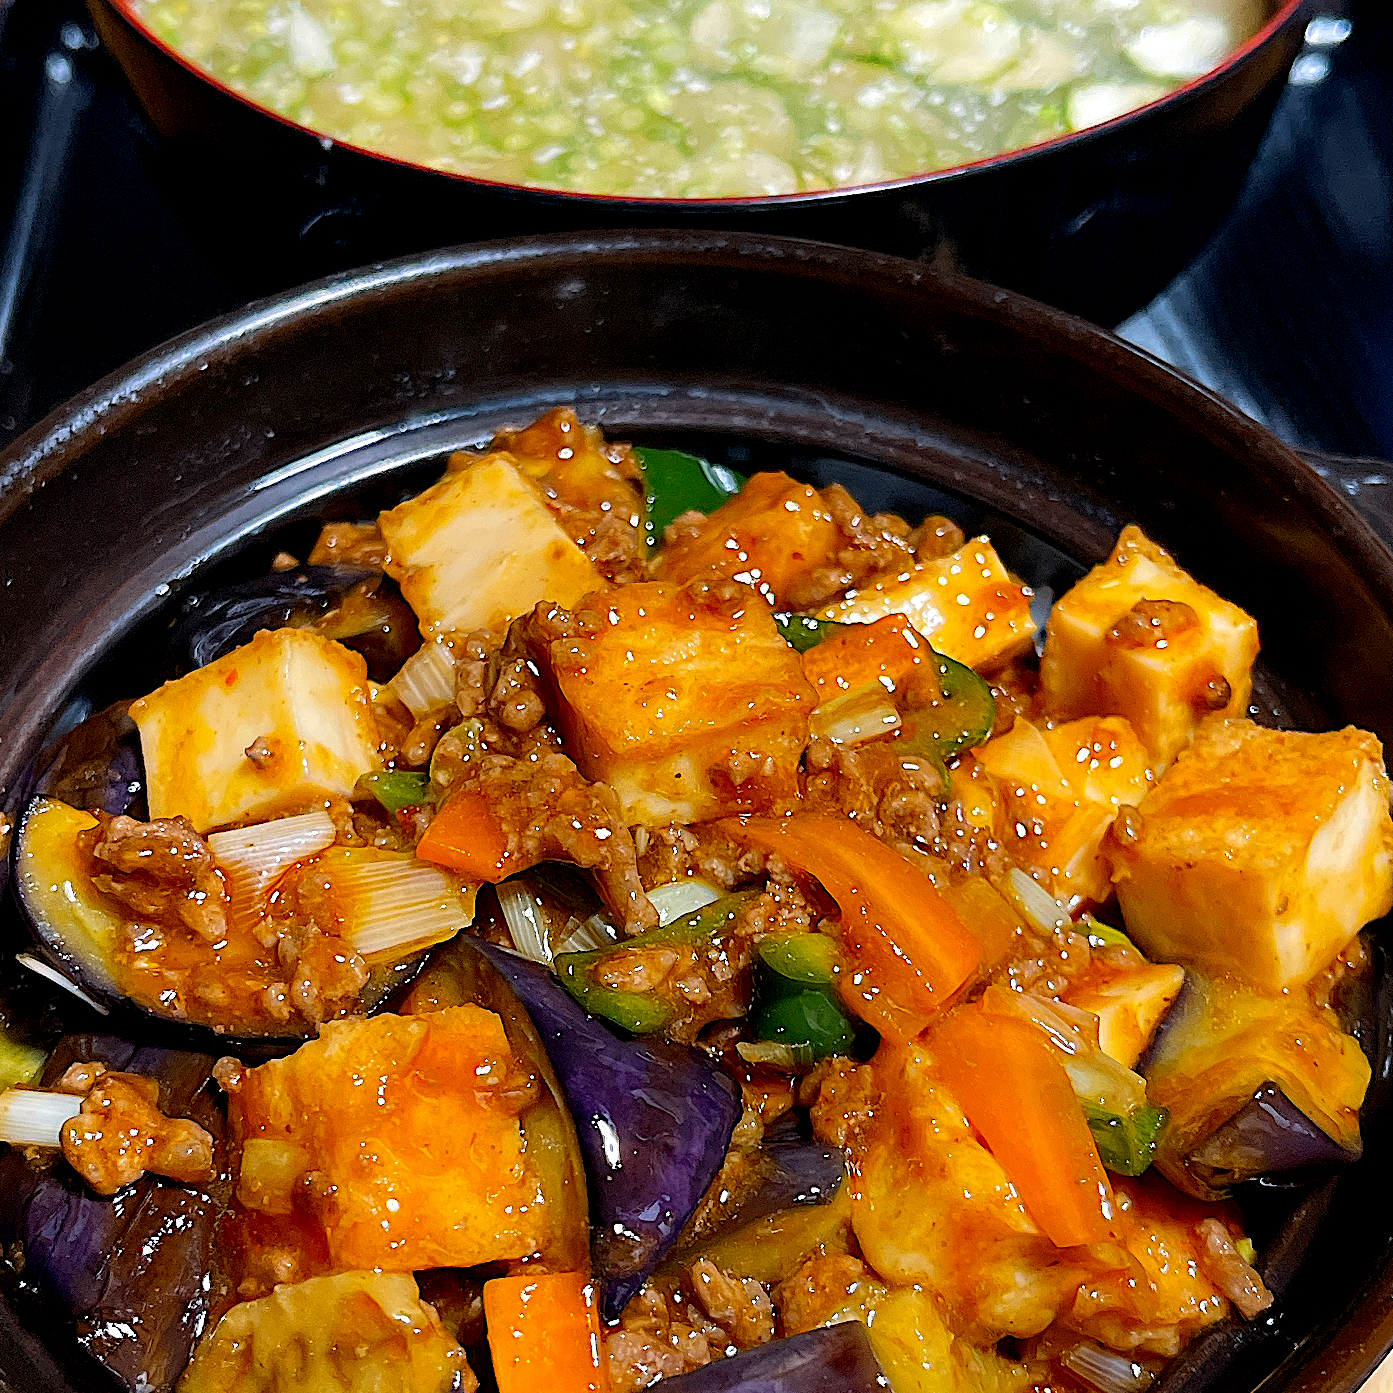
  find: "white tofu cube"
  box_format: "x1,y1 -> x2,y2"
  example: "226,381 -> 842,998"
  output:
816,538 -> 1035,673
976,715 -> 1153,904
1114,718 -> 1393,989
1039,525 -> 1258,770
130,629 -> 382,833
380,454 -> 604,638
1064,961 -> 1186,1069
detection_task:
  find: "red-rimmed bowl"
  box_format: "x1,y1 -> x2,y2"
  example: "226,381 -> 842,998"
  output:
87,0 -> 1308,323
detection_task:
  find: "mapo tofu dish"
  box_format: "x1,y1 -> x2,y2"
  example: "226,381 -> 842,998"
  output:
2,407 -> 1388,1393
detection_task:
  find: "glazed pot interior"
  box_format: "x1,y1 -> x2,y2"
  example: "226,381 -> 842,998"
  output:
1,232 -> 1391,1393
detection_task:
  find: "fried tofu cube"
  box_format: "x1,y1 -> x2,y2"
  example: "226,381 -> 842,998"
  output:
654,471 -> 844,608
130,628 -> 381,833
1064,960 -> 1186,1068
816,539 -> 1036,673
536,580 -> 816,826
976,715 -> 1153,904
1039,525 -> 1258,769
232,1005 -> 547,1272
380,454 -> 604,638
179,1272 -> 473,1393
1114,718 -> 1393,989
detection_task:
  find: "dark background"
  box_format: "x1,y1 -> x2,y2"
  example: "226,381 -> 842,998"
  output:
1,0 -> 1391,458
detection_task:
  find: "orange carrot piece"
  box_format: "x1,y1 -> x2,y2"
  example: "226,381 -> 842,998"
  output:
415,791 -> 510,881
933,1003 -> 1115,1248
801,613 -> 930,703
485,1272 -> 610,1393
719,813 -> 981,1042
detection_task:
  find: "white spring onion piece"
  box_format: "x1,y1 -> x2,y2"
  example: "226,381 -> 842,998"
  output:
0,1089 -> 81,1148
16,954 -> 109,1016
1062,1342 -> 1154,1393
555,914 -> 618,956
388,640 -> 459,719
811,693 -> 902,749
735,1040 -> 809,1071
1004,866 -> 1071,937
647,879 -> 721,926
497,879 -> 553,964
208,811 -> 337,938
333,858 -> 475,965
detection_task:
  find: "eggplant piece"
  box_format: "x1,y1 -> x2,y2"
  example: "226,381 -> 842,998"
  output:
0,1033 -> 231,1393
1140,970 -> 1369,1200
472,941 -> 742,1319
32,700 -> 146,820
660,1322 -> 886,1392
172,563 -> 420,679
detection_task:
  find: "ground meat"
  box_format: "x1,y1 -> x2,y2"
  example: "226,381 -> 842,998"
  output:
605,1285 -> 722,1393
799,1057 -> 881,1150
689,1259 -> 776,1347
60,1069 -> 216,1196
399,703 -> 460,768
306,520 -> 389,568
1196,1220 -> 1273,1319
910,513 -> 967,561
88,812 -> 228,942
637,824 -> 767,893
780,483 -> 918,612
777,1251 -> 877,1335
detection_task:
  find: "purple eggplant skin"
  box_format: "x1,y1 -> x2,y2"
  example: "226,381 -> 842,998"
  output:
32,701 -> 146,821
661,1322 -> 888,1392
473,941 -> 743,1320
1185,1082 -> 1361,1192
0,1034 -> 231,1393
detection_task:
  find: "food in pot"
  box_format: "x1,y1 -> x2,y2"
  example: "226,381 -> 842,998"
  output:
130,0 -> 1269,196
2,406 -> 1387,1393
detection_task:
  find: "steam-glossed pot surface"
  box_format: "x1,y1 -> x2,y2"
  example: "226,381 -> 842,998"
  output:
1,231 -> 1392,1391
87,0 -> 1307,323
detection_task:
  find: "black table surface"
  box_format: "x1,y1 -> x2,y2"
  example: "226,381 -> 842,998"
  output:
1,0 -> 1391,462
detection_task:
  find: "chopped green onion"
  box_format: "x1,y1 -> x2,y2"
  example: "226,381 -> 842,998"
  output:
1084,1102 -> 1168,1176
646,878 -> 722,926
0,1089 -> 81,1148
387,639 -> 458,718
1083,916 -> 1135,950
323,853 -> 476,964
208,811 -> 338,936
356,770 -> 432,814
772,612 -> 846,652
497,878 -> 554,964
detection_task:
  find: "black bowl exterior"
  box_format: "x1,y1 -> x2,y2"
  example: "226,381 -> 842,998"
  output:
86,0 -> 1306,324
1,231 -> 1393,1391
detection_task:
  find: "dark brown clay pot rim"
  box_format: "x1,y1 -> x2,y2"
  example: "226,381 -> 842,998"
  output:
96,0 -> 1306,207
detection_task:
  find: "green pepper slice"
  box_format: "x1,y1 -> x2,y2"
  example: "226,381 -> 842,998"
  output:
1084,1102 -> 1169,1177
556,890 -> 756,1033
753,990 -> 856,1060
355,770 -> 432,813
898,649 -> 995,761
771,613 -> 847,653
1082,916 -> 1135,950
757,933 -> 840,992
636,447 -> 745,549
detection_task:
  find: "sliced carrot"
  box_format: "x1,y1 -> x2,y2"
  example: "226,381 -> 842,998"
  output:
484,1271 -> 610,1393
933,1003 -> 1115,1248
719,813 -> 980,1042
800,613 -> 929,703
415,790 -> 510,881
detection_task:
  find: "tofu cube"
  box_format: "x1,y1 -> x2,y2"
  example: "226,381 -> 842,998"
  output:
1114,718 -> 1393,989
976,715 -> 1153,904
232,1005 -> 547,1272
1064,960 -> 1186,1068
1039,525 -> 1258,769
130,628 -> 381,833
380,453 -> 604,638
654,471 -> 844,608
816,539 -> 1036,673
536,580 -> 816,826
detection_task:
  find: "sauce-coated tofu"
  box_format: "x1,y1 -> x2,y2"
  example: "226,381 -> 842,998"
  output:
654,471 -> 844,608
976,715 -> 1153,904
232,1006 -> 547,1272
380,453 -> 603,637
1114,718 -> 1393,989
1039,526 -> 1258,769
130,628 -> 381,833
536,580 -> 816,826
816,539 -> 1036,673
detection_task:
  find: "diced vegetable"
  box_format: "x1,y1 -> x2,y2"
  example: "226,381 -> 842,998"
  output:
207,809 -> 337,935
470,943 -> 741,1319
534,579 -> 816,826
556,891 -> 755,1034
484,1272 -> 608,1393
180,1272 -> 471,1393
752,935 -> 856,1059
1114,718 -> 1393,991
648,877 -> 723,924
0,1088 -> 82,1147
1084,1102 -> 1168,1177
637,445 -> 745,545
129,627 -> 382,833
379,453 -> 604,638
720,815 -> 981,1042
416,789 -> 512,879
932,1003 -> 1115,1247
659,1321 -> 886,1391
386,638 -> 458,718
772,612 -> 846,652
355,768 -> 432,812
